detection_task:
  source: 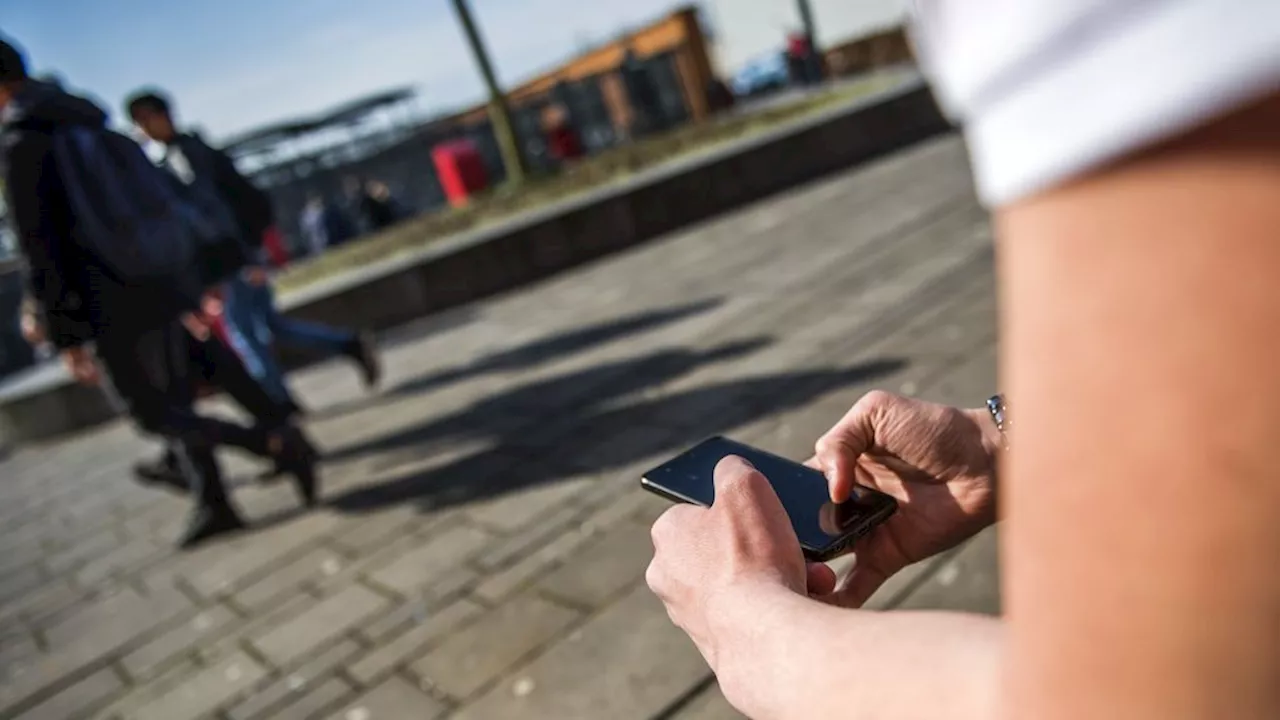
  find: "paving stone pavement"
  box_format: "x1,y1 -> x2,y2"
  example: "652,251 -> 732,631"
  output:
0,134 -> 1002,720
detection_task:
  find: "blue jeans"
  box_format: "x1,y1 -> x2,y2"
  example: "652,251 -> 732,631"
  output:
220,276 -> 356,404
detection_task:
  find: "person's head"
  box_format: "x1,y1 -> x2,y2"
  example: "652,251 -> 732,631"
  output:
125,89 -> 177,143
0,37 -> 30,113
34,72 -> 65,90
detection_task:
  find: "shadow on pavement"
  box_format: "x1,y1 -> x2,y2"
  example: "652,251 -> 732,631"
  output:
324,348 -> 906,517
322,336 -> 766,464
386,297 -> 725,399
375,306 -> 481,350
303,298 -> 724,423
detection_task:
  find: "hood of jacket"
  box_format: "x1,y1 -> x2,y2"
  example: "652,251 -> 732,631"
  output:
1,80 -> 108,135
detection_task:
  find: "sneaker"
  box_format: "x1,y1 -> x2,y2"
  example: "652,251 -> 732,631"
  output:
270,425 -> 321,507
178,504 -> 246,550
349,332 -> 382,389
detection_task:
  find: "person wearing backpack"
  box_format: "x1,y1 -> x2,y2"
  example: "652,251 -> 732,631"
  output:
126,90 -> 381,413
0,38 -> 318,548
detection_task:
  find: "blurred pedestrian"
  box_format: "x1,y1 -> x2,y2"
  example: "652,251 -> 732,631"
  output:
544,105 -> 584,165
1,39 -> 316,548
299,194 -> 330,256
355,178 -> 399,232
785,31 -> 820,86
127,90 -> 382,411
300,193 -> 356,255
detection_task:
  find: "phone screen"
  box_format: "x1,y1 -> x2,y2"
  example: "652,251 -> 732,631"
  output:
641,436 -> 896,554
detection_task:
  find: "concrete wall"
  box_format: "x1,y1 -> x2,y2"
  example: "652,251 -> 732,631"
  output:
281,78 -> 950,334
0,364 -> 118,447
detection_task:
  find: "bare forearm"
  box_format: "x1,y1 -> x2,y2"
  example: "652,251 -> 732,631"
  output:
999,92 -> 1280,718
714,585 -> 1001,720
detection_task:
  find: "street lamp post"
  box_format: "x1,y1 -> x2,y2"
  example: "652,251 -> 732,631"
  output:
449,0 -> 527,186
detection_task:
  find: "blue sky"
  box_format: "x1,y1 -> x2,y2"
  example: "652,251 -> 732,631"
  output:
5,0 -> 906,141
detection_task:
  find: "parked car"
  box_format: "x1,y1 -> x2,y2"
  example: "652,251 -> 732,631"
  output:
730,52 -> 792,99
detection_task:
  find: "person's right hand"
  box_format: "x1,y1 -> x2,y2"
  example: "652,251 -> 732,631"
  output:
180,292 -> 225,342
61,347 -> 101,386
806,391 -> 1002,607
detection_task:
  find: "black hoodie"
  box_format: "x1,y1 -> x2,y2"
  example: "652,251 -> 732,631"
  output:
1,81 -> 196,348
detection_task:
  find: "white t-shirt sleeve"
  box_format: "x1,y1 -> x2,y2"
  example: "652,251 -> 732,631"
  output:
909,0 -> 1280,207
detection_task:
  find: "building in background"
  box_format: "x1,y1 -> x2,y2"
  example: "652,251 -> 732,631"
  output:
822,25 -> 915,78
225,6 -> 720,253
215,4 -> 917,256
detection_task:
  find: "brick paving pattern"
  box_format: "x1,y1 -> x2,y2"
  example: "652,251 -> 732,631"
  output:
0,135 -> 1000,719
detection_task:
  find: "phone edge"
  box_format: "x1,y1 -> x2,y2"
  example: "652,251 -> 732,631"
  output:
803,498 -> 899,562
639,476 -> 711,508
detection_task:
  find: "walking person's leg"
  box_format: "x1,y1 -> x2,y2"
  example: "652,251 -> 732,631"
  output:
191,331 -> 318,482
248,279 -> 381,388
220,276 -> 302,409
99,321 -> 319,548
97,322 -> 244,547
131,321 -> 301,488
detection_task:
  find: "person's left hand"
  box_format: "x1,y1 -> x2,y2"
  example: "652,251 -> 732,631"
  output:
20,307 -> 45,347
647,456 -> 820,671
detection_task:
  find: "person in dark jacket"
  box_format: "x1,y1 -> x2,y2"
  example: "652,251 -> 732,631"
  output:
0,38 -> 317,548
127,91 -> 381,408
18,288 -> 297,488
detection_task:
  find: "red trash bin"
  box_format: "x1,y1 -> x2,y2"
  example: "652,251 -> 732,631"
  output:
433,139 -> 489,208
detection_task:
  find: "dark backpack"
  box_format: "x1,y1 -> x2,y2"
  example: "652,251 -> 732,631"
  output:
50,125 -> 249,292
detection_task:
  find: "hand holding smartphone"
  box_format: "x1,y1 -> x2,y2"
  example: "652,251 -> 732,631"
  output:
641,436 -> 897,561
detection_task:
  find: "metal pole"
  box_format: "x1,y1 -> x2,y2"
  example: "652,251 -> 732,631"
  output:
449,0 -> 527,186
795,0 -> 818,48
795,0 -> 823,83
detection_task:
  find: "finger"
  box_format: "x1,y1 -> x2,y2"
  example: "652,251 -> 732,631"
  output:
713,455 -> 785,517
817,531 -> 901,608
805,562 -> 838,596
814,390 -> 893,502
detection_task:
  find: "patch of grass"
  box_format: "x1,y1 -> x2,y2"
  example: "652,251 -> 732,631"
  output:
276,76 -> 897,293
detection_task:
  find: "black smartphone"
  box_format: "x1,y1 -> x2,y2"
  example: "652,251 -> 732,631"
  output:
641,436 -> 897,562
